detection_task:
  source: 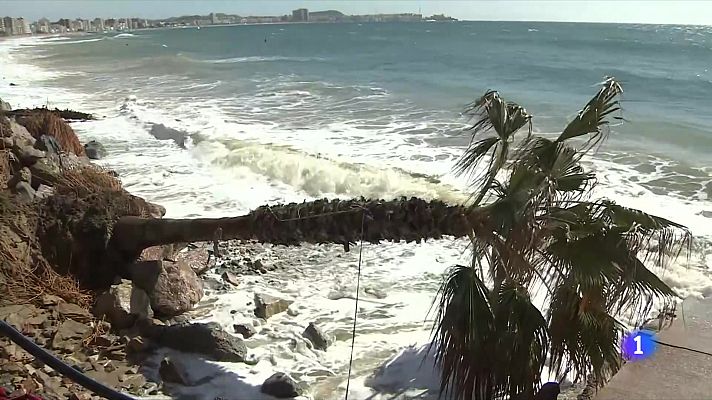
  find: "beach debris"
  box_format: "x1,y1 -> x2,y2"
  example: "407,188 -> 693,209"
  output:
254,293 -> 293,319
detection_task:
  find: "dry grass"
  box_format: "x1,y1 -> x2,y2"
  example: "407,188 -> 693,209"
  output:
17,110 -> 85,156
54,164 -> 123,196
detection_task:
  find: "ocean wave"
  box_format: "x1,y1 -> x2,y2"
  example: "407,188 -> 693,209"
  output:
45,37 -> 105,45
191,139 -> 468,204
202,55 -> 326,64
113,33 -> 137,39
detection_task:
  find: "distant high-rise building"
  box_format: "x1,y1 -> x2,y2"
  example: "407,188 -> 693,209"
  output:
210,12 -> 217,24
20,18 -> 31,34
0,18 -> 5,34
38,18 -> 51,33
292,8 -> 309,22
93,18 -> 104,32
3,17 -> 15,35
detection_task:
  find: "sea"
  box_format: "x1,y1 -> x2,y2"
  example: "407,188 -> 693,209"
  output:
0,21 -> 711,399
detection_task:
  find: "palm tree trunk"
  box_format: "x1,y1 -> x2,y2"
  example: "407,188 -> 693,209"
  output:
110,197 -> 472,256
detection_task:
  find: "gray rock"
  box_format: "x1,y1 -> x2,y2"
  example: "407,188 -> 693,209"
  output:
52,320 -> 91,351
0,97 -> 11,111
302,322 -> 331,351
9,120 -> 35,147
84,140 -> 107,160
261,372 -> 304,398
12,143 -> 45,166
254,293 -> 293,319
127,260 -> 162,292
8,166 -> 31,188
93,291 -> 135,330
148,260 -> 203,317
35,135 -> 61,156
155,322 -> 247,362
35,184 -> 54,199
222,271 -> 240,286
57,302 -> 93,323
149,124 -> 188,148
233,323 -> 257,339
12,181 -> 35,203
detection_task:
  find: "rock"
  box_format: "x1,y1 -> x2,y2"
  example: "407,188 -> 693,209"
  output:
12,181 -> 35,202
83,140 -> 107,160
35,184 -> 54,199
254,293 -> 293,319
221,271 -> 240,286
127,260 -> 162,292
12,144 -> 45,165
41,295 -> 63,307
159,357 -> 189,385
155,322 -> 247,362
148,260 -> 203,317
302,322 -> 330,351
52,320 -> 91,351
149,123 -> 188,148
92,291 -> 135,330
0,97 -> 11,111
29,157 -> 61,185
9,120 -> 35,147
9,82 -> 17,86
35,134 -> 61,156
261,372 -> 304,398
7,166 -> 31,188
145,202 -> 166,219
233,323 -> 257,339
129,285 -> 151,319
364,287 -> 388,299
57,302 -> 93,323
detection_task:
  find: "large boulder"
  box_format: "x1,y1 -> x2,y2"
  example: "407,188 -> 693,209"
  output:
35,134 -> 61,156
233,323 -> 257,339
153,322 -> 247,362
12,181 -> 35,202
261,373 -> 304,398
12,143 -> 45,166
84,140 -> 107,160
302,322 -> 330,351
9,119 -> 35,147
254,293 -> 293,319
139,260 -> 203,318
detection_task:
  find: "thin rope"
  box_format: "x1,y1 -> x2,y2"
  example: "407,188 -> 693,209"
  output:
344,209 -> 366,400
654,339 -> 712,357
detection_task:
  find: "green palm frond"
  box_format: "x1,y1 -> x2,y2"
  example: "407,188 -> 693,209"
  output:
429,266 -> 550,400
456,91 -> 533,205
547,283 -> 622,385
556,77 -> 623,143
429,264 -> 497,400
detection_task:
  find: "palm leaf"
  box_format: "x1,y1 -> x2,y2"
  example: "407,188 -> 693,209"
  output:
556,77 -> 623,143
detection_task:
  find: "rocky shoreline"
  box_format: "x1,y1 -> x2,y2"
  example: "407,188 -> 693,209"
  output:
0,99 -> 315,399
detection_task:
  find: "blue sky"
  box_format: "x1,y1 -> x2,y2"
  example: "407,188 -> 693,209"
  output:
1,0 -> 711,25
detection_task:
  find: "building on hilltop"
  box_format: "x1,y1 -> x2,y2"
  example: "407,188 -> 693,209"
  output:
292,8 -> 309,22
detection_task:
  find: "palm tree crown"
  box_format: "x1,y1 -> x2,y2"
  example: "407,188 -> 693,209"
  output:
430,78 -> 691,400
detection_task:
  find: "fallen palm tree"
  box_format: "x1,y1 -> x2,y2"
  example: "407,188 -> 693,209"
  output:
0,79 -> 693,399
